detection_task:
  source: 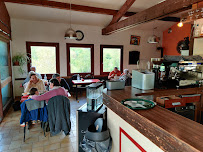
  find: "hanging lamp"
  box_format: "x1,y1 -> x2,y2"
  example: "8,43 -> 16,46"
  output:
64,0 -> 77,39
148,27 -> 160,44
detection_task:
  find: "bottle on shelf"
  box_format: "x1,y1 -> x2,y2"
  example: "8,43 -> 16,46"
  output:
194,24 -> 200,37
201,24 -> 203,36
44,74 -> 47,80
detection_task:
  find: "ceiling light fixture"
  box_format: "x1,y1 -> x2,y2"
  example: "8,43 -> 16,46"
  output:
64,0 -> 77,39
177,22 -> 183,27
148,27 -> 160,44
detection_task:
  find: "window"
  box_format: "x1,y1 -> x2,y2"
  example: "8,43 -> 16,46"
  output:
0,38 -> 12,120
26,42 -> 60,77
100,45 -> 123,75
67,43 -> 94,75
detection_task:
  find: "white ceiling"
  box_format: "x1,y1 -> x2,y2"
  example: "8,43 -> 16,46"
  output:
54,0 -> 166,12
5,1 -> 175,31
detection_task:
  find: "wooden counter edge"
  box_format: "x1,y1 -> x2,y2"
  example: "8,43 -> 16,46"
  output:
103,92 -> 201,152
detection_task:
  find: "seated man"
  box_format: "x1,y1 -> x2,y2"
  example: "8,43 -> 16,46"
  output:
32,78 -> 69,103
108,67 -> 121,79
23,66 -> 42,85
24,73 -> 46,94
52,73 -> 70,91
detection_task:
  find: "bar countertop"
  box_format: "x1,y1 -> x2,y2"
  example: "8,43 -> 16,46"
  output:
103,86 -> 203,152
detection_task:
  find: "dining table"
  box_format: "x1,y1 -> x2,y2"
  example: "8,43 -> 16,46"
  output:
20,91 -> 71,103
72,79 -> 100,102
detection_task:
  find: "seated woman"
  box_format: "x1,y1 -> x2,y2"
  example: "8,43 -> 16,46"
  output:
119,69 -> 131,81
52,73 -> 70,91
24,73 -> 45,94
32,78 -> 69,103
23,66 -> 42,85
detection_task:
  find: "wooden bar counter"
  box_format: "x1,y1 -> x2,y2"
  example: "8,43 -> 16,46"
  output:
103,86 -> 203,152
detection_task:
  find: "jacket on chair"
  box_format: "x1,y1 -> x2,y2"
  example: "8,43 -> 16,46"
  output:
47,95 -> 71,136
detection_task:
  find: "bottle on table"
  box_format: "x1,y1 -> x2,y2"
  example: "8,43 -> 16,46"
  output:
77,74 -> 80,80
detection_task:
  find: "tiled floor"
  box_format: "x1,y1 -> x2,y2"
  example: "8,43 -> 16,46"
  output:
0,94 -> 86,152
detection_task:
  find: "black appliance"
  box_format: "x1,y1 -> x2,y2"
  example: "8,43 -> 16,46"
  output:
77,104 -> 106,152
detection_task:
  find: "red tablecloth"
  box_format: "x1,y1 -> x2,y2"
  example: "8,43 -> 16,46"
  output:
20,95 -> 29,103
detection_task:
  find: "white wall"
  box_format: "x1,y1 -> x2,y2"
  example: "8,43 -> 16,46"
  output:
193,19 -> 203,56
11,18 -> 162,96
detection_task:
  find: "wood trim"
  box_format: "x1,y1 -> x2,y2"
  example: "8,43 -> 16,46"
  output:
3,97 -> 13,115
26,41 -> 60,78
100,45 -> 123,75
0,1 -> 11,39
15,78 -> 26,81
4,0 -> 136,17
189,24 -> 194,55
1,77 -> 11,89
194,36 -> 203,39
4,0 -> 182,23
0,79 -> 3,121
102,0 -> 199,35
109,0 -> 136,25
66,43 -> 94,76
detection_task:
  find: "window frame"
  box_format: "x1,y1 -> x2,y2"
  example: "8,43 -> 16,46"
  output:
26,41 -> 60,78
100,45 -> 123,75
66,43 -> 94,76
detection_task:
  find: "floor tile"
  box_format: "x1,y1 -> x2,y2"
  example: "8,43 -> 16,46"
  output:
32,146 -> 44,152
56,146 -> 74,152
44,142 -> 60,151
9,140 -> 22,150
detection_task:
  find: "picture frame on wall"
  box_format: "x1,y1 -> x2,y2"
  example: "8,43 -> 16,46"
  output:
130,35 -> 140,45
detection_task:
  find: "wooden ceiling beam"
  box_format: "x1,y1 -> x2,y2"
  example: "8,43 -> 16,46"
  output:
109,0 -> 136,25
4,0 -> 135,17
102,0 -> 202,35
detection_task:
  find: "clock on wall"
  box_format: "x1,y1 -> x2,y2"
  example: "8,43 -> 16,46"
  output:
76,30 -> 84,41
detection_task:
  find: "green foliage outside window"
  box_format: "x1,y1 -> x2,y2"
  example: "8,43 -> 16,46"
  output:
103,48 -> 121,72
70,47 -> 91,73
31,46 -> 56,74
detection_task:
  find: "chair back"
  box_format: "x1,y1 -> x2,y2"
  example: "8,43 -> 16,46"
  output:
72,74 -> 78,80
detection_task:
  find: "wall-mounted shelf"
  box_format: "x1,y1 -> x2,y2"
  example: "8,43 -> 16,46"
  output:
193,36 -> 203,39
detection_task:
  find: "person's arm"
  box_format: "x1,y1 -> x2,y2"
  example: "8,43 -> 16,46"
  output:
24,81 -> 32,93
37,80 -> 46,92
32,91 -> 52,101
108,71 -> 114,79
118,71 -> 122,76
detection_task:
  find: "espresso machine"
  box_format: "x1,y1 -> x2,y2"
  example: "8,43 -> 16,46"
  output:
151,58 -> 203,89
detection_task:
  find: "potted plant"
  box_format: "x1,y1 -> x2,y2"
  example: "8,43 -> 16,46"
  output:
12,53 -> 30,74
